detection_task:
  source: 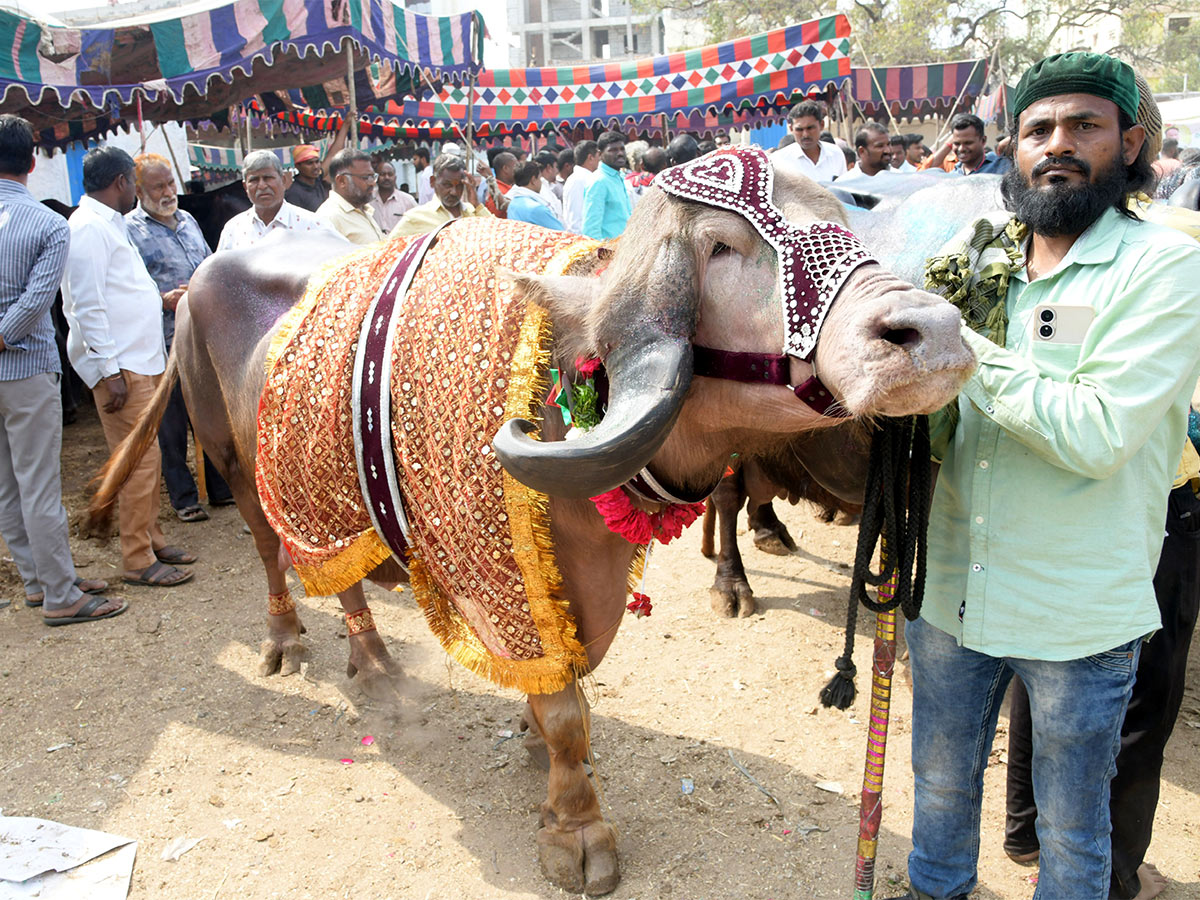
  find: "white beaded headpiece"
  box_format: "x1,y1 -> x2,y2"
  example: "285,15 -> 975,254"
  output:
655,146 -> 876,360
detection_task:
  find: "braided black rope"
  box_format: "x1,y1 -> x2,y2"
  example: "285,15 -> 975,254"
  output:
820,415 -> 931,709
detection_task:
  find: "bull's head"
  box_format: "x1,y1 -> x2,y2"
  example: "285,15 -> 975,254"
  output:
495,153 -> 974,499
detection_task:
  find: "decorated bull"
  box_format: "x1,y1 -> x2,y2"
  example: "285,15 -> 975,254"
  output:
89,148 -> 974,895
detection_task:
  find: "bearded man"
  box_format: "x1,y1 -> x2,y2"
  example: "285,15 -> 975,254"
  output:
127,154 -> 233,522
890,52 -> 1200,900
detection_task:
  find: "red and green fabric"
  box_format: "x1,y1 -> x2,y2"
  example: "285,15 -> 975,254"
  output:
851,58 -> 988,118
373,16 -> 850,133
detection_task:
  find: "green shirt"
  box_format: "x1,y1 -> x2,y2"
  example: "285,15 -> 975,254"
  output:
923,207 -> 1200,660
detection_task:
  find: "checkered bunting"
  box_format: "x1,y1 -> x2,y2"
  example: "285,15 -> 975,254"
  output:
382,16 -> 852,131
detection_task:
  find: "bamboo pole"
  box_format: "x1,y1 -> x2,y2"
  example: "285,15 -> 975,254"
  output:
347,38 -> 359,145
853,39 -> 900,136
466,71 -> 477,176
853,556 -> 899,900
930,57 -> 985,145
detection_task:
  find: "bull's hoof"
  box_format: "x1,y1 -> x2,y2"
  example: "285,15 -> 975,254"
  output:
709,582 -> 755,618
347,652 -> 405,704
258,634 -> 309,677
536,823 -> 620,896
753,523 -> 797,556
581,821 -> 620,895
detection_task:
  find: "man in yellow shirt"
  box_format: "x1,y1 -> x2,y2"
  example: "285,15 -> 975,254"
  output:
316,149 -> 385,246
391,154 -> 493,238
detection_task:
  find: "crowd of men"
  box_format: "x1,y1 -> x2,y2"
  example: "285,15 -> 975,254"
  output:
0,45 -> 1196,900
771,100 -> 1013,182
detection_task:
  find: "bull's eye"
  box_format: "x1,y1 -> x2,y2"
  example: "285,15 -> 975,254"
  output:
711,242 -> 731,257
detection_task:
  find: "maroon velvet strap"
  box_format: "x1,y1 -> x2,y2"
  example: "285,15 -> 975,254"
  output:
692,345 -> 790,385
352,222 -> 449,565
692,344 -> 848,418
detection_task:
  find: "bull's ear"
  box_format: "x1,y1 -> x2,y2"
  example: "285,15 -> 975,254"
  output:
512,273 -> 598,335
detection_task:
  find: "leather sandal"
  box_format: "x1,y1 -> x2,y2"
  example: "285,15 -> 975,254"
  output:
154,546 -> 198,565
124,560 -> 194,587
176,505 -> 209,523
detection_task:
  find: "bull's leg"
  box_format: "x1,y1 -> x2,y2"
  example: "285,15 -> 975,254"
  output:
526,687 -> 619,896
699,499 -> 716,558
338,581 -> 403,701
747,499 -> 798,556
708,473 -> 755,618
218,459 -> 310,678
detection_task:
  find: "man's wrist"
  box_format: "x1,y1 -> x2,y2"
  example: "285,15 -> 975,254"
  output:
102,371 -> 124,382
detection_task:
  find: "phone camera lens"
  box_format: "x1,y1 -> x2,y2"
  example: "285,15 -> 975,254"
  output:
1039,308 -> 1055,323
1038,323 -> 1055,339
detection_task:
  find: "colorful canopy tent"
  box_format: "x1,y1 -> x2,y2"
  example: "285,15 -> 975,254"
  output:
277,16 -> 852,138
0,0 -> 483,148
850,58 -> 988,119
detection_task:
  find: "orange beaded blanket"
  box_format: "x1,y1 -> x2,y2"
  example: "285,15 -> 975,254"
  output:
256,219 -> 599,693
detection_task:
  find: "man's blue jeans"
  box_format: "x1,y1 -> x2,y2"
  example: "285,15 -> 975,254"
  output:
905,615 -> 1140,900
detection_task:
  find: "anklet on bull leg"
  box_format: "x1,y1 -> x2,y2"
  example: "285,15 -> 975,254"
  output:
267,589 -> 296,616
344,607 -> 377,635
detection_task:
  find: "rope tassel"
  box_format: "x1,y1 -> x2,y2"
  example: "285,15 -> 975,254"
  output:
821,415 -> 931,710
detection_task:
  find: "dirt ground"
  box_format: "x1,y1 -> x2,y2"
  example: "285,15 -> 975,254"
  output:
2,405 -> 1198,900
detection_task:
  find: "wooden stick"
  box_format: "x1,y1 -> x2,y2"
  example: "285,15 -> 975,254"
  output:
194,432 -> 207,503
853,553 -> 898,900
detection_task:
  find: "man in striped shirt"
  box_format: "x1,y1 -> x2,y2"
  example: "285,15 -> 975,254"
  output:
0,116 -> 121,624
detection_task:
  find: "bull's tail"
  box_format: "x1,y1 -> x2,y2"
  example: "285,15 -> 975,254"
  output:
84,350 -> 179,535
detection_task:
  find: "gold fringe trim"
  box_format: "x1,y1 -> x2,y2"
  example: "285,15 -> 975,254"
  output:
409,238 -> 599,696
625,543 -> 648,596
292,529 -> 393,598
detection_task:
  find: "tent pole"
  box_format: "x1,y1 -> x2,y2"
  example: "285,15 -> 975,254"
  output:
854,39 -> 899,135
467,71 -> 477,177
932,58 -> 983,145
347,39 -> 359,146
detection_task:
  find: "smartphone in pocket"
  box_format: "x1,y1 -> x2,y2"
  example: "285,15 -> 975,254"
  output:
1031,304 -> 1095,344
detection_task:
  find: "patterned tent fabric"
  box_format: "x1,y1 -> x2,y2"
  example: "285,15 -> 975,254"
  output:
0,0 -> 483,146
851,59 -> 988,118
371,16 -> 851,133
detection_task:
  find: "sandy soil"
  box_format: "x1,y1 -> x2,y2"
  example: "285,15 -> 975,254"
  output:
1,406 -> 1198,900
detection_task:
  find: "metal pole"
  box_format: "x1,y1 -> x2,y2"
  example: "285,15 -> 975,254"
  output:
853,551 -> 899,900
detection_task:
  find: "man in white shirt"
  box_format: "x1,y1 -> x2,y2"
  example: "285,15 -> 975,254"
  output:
534,150 -> 563,217
562,140 -> 599,234
843,123 -> 892,178
217,152 -> 342,252
371,161 -> 416,233
772,100 -> 846,183
414,147 -> 433,204
889,134 -> 918,172
62,146 -> 195,588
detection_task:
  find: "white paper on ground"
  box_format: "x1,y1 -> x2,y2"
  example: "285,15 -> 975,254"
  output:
3,842 -> 137,900
0,816 -> 135,882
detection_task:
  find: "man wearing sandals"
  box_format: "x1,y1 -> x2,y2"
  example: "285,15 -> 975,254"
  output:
126,152 -> 234,523
62,146 -> 195,589
0,116 -> 119,624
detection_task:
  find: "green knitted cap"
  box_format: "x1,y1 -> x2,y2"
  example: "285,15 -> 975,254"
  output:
1012,52 -> 1139,122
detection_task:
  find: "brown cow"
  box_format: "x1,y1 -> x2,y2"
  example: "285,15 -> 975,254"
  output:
88,163 -> 973,895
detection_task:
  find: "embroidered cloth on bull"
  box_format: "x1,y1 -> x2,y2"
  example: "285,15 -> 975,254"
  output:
256,218 -> 599,694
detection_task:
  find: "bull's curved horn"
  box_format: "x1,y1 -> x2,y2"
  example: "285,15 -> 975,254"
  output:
494,336 -> 693,499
